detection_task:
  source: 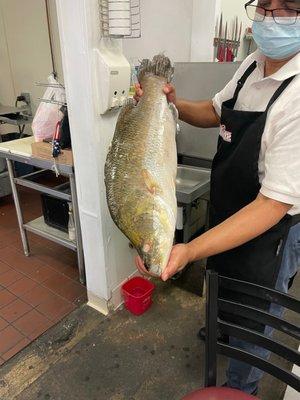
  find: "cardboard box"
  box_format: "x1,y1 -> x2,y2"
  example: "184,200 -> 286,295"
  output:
31,142 -> 73,166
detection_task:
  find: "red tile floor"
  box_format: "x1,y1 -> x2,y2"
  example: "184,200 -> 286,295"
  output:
0,184 -> 87,365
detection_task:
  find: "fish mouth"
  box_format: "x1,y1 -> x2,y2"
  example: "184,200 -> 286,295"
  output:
142,260 -> 161,276
139,253 -> 161,276
137,248 -> 150,271
142,257 -> 153,273
143,261 -> 150,271
148,264 -> 162,276
137,242 -> 162,276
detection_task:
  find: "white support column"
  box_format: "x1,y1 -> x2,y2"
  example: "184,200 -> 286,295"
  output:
190,0 -> 219,62
55,0 -> 110,314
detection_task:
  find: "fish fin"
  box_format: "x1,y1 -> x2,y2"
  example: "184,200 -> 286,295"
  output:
138,54 -> 174,83
116,98 -> 136,125
141,169 -> 161,195
169,102 -> 178,121
169,102 -> 180,134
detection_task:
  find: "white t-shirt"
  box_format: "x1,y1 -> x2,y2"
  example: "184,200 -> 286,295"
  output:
213,50 -> 300,216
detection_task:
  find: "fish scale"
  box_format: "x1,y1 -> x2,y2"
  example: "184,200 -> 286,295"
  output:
105,54 -> 178,276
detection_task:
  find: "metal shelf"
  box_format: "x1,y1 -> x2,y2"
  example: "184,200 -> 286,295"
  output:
0,139 -> 85,284
24,216 -> 77,251
14,177 -> 72,201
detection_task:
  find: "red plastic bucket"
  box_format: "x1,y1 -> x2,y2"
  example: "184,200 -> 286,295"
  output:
122,277 -> 155,316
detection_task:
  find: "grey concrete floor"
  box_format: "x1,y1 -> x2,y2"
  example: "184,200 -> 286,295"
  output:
0,275 -> 299,400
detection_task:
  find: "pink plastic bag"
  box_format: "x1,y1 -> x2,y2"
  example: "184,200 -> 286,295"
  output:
32,75 -> 65,142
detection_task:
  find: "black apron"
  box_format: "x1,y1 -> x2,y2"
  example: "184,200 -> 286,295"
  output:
207,61 -> 298,330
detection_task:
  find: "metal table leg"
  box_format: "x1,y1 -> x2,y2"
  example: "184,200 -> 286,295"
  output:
6,158 -> 30,256
69,173 -> 85,285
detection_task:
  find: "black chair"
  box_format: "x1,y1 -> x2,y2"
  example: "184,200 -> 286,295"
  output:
182,270 -> 300,399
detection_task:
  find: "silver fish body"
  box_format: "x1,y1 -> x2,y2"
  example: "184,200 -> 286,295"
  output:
105,55 -> 177,276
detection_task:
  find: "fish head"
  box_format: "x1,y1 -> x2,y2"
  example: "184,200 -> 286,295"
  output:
134,208 -> 175,277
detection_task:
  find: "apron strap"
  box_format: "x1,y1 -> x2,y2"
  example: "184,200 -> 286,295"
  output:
266,75 -> 296,112
231,61 -> 257,108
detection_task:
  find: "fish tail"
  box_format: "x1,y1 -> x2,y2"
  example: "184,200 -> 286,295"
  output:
138,54 -> 174,83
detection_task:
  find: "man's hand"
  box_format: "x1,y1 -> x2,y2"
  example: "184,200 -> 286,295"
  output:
135,243 -> 191,281
134,83 -> 177,105
161,244 -> 191,281
133,83 -> 143,103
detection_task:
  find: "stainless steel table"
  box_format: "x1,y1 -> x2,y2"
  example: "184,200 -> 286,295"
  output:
0,105 -> 29,116
176,165 -> 211,243
0,137 -> 85,284
0,105 -> 33,129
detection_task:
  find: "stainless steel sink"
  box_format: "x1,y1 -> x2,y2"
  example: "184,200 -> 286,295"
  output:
176,165 -> 211,204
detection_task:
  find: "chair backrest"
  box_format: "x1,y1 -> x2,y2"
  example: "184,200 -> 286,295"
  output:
205,270 -> 300,392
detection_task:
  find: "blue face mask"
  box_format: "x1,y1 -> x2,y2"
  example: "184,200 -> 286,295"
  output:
252,17 -> 300,60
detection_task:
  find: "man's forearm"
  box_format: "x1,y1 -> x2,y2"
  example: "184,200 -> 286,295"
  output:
187,194 -> 292,263
177,99 -> 220,128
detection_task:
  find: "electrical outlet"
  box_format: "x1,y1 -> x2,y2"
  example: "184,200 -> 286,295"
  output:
20,92 -> 32,116
20,92 -> 30,106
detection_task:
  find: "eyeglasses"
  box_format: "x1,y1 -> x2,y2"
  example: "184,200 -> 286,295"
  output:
245,1 -> 300,25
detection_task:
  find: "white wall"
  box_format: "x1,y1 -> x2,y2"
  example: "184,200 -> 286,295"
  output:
220,0 -> 254,61
190,0 -> 219,61
123,0 -> 193,63
0,0 -> 63,134
0,7 -> 14,107
47,0 -> 64,82
56,0 -> 138,314
123,0 -> 219,64
123,0 -> 252,64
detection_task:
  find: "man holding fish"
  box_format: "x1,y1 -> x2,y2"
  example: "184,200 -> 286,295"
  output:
135,0 -> 300,395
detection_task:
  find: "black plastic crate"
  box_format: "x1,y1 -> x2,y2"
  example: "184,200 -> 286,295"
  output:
41,183 -> 70,233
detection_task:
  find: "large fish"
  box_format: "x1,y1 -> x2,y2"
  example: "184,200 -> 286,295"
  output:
105,54 -> 178,276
